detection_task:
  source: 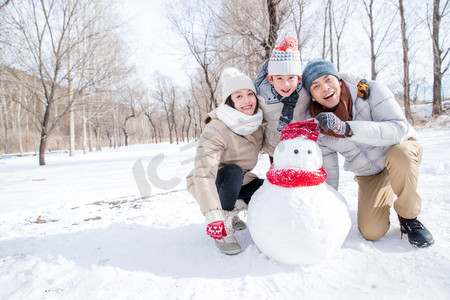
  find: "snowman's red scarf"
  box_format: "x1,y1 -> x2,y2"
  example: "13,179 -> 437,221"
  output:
266,165 -> 327,187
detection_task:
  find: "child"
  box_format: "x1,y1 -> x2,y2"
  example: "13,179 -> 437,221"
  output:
186,67 -> 265,255
254,36 -> 307,162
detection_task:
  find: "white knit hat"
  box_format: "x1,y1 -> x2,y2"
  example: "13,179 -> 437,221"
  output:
221,67 -> 256,101
268,36 -> 302,75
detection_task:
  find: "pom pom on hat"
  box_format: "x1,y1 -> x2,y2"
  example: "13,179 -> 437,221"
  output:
275,36 -> 298,51
268,36 -> 302,76
280,119 -> 319,142
221,67 -> 256,101
302,59 -> 340,96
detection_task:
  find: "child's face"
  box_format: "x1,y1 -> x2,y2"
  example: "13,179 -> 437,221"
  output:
230,89 -> 257,116
267,75 -> 300,98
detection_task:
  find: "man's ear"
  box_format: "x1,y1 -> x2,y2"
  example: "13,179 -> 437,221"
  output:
298,75 -> 302,81
266,75 -> 273,84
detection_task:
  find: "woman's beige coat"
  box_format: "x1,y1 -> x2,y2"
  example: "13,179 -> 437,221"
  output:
186,110 -> 264,215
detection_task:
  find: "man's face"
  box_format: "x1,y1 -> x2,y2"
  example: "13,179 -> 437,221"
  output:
267,75 -> 300,98
310,74 -> 341,109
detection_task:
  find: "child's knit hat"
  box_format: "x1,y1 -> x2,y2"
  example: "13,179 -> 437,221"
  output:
268,36 -> 302,76
221,67 -> 256,101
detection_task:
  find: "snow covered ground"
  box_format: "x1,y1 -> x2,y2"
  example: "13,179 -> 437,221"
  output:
1,104 -> 449,299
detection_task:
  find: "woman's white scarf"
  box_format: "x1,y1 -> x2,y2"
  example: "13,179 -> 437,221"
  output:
216,104 -> 263,135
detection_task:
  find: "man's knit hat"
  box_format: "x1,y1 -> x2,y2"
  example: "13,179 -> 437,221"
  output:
302,59 -> 340,96
268,36 -> 302,76
221,67 -> 256,101
280,119 -> 319,142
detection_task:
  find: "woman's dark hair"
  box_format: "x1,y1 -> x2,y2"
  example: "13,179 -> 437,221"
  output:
225,95 -> 235,108
224,90 -> 259,114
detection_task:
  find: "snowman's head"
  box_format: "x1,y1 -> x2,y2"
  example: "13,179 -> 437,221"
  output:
273,138 -> 323,170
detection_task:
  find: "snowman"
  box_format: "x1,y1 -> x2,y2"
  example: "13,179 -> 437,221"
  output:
247,119 -> 351,265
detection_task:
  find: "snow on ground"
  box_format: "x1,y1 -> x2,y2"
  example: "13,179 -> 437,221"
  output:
1,104 -> 449,299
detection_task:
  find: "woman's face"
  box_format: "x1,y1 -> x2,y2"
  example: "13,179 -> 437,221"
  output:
230,89 -> 257,116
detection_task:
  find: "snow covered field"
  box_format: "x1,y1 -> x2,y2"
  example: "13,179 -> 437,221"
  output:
1,105 -> 449,299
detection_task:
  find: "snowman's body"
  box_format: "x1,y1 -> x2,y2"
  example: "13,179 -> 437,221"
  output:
248,125 -> 351,265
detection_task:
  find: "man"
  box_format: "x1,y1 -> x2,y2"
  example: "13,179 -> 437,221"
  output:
301,59 -> 434,248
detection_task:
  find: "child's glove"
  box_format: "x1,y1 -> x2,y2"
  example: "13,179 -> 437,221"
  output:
205,209 -> 226,240
357,79 -> 370,99
316,112 -> 351,136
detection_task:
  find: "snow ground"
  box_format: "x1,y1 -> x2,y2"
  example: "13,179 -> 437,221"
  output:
0,104 -> 449,299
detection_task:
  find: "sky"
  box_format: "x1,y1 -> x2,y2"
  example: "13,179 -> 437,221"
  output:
118,0 -> 193,86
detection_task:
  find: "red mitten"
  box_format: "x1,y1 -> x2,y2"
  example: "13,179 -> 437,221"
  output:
206,220 -> 226,240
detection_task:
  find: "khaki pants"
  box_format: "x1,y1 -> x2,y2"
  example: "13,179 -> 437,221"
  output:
355,139 -> 423,241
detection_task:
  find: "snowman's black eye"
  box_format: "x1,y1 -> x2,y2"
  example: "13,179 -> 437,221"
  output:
294,149 -> 299,154
307,149 -> 312,154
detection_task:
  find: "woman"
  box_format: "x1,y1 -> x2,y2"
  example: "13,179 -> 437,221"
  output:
186,67 -> 265,255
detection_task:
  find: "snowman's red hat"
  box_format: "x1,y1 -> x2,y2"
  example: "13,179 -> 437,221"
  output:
280,119 -> 319,142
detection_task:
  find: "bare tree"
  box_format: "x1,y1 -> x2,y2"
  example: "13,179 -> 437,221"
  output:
4,0 -> 123,164
360,0 -> 398,79
430,0 -> 449,116
321,1 -> 330,59
331,0 -> 353,71
118,80 -> 145,147
152,73 -> 177,144
4,0 -> 83,165
168,0 -> 221,111
264,0 -> 284,60
286,0 -> 314,64
398,0 -> 413,123
211,0 -> 290,73
141,101 -> 160,144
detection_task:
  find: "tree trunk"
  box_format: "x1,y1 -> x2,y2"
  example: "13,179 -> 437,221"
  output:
368,1 -> 377,80
39,135 -> 47,165
328,0 -> 334,63
82,108 -> 88,154
69,109 -> 75,155
322,4 -> 328,59
264,0 -> 281,60
432,0 -> 443,117
17,87 -> 24,154
399,0 -> 413,123
88,118 -> 93,152
38,97 -> 53,165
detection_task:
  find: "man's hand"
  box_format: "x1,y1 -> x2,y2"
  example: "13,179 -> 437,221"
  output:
316,112 -> 351,136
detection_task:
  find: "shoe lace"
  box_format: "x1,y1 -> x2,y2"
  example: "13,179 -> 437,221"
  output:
402,218 -> 424,230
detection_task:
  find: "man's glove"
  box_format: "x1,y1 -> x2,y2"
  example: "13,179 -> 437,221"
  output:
205,209 -> 226,240
316,112 -> 351,136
